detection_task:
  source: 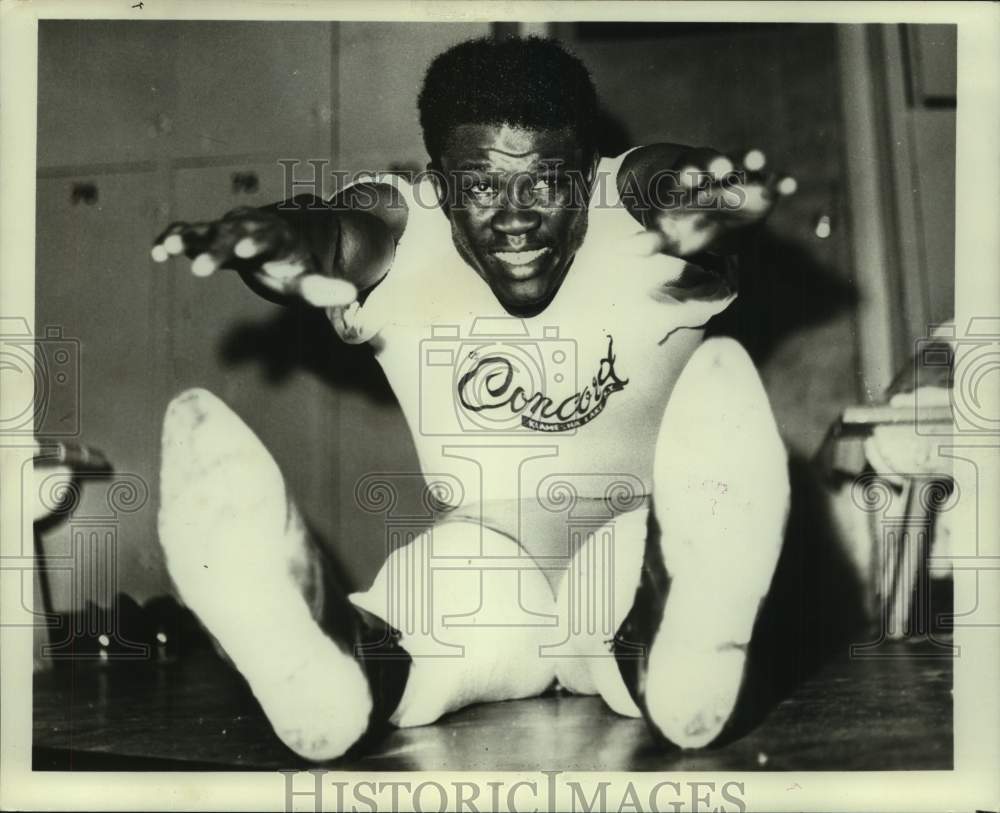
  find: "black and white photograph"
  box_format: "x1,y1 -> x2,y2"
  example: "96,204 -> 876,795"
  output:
1,2 -> 998,811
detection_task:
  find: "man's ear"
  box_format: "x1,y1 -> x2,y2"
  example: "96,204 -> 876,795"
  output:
575,151 -> 601,207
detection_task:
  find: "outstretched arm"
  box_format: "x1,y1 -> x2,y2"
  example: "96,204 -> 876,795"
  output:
618,143 -> 796,259
150,182 -> 407,310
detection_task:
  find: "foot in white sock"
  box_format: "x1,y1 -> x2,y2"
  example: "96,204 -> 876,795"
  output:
615,338 -> 790,748
157,387 -> 374,761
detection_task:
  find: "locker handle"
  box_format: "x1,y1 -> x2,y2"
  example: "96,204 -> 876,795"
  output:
231,171 -> 259,195
71,182 -> 98,206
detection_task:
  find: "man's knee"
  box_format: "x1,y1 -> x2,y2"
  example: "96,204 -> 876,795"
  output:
349,520 -> 559,725
551,510 -> 647,715
350,520 -> 557,658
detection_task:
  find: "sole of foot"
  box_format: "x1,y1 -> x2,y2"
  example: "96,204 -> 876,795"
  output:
158,388 -> 372,761
645,338 -> 789,748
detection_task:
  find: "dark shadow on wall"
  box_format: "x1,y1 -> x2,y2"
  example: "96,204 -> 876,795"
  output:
217,304 -> 396,405
595,108 -> 633,158
705,228 -> 858,368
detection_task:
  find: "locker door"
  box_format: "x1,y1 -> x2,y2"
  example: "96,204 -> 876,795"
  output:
38,21 -> 337,169
171,22 -> 336,161
37,21 -> 179,169
35,171 -> 173,607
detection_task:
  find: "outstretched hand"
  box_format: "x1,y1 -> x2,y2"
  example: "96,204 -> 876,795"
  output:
150,206 -> 358,308
632,148 -> 796,258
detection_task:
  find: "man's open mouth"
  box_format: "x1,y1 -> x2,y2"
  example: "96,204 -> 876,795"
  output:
491,247 -> 551,266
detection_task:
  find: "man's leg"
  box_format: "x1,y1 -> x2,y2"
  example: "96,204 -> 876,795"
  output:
628,336 -> 789,747
158,388 -> 409,761
556,337 -> 790,748
350,518 -> 560,727
552,508 -> 646,718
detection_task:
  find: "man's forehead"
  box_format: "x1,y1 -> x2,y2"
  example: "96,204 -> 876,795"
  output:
441,123 -> 585,167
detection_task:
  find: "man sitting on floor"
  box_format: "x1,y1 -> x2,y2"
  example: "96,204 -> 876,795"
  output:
152,36 -> 794,760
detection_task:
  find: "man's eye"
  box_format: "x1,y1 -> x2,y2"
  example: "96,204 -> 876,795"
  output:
532,178 -> 563,198
469,181 -> 499,201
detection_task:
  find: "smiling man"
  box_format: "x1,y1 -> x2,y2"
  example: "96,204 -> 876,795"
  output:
438,123 -> 591,315
152,36 -> 793,761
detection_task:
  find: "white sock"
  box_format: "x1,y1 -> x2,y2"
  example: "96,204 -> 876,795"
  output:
158,387 -> 373,760
645,338 -> 790,748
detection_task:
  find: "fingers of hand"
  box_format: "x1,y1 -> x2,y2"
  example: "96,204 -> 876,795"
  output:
677,153 -> 748,205
735,148 -> 796,199
631,215 -> 713,258
673,146 -> 737,190
151,212 -> 299,279
706,154 -> 735,181
297,274 -> 358,308
670,148 -> 795,207
151,221 -> 219,270
151,222 -> 192,262
742,148 -> 766,173
191,252 -> 218,277
629,227 -> 670,257
731,180 -> 774,217
234,236 -> 262,259
681,172 -> 768,219
222,208 -> 293,262
776,175 -> 798,196
646,148 -> 796,251
188,219 -> 245,277
677,165 -> 705,190
724,172 -> 796,218
718,146 -> 797,216
260,257 -> 310,283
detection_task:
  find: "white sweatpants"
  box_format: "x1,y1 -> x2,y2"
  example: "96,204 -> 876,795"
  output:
349,508 -> 648,727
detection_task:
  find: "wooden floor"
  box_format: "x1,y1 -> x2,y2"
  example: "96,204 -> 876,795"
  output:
33,640 -> 952,772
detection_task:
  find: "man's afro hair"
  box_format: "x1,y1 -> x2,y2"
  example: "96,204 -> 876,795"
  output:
418,36 -> 599,162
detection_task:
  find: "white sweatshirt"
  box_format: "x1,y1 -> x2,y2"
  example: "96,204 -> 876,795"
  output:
331,151 -> 737,508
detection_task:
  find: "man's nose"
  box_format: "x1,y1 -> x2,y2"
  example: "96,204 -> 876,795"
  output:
491,205 -> 542,236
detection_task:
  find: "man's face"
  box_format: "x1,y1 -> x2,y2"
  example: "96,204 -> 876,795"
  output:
435,124 -> 597,317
